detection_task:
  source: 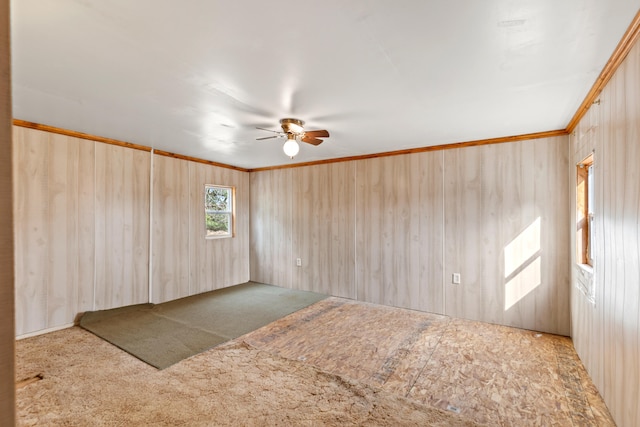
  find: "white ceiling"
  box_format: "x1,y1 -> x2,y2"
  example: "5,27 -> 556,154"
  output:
10,1 -> 640,169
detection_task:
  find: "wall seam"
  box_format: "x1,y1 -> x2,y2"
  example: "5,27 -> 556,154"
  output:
354,161 -> 358,300
74,141 -> 80,318
289,169 -> 293,289
188,161 -> 192,295
148,149 -> 154,303
442,150 -> 446,315
92,141 -> 97,311
568,136 -> 573,338
44,134 -> 50,327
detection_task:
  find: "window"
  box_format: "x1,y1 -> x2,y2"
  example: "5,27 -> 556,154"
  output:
204,185 -> 234,238
576,154 -> 594,265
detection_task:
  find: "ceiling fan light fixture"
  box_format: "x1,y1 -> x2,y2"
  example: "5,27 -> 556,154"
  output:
258,118 -> 328,157
283,134 -> 300,158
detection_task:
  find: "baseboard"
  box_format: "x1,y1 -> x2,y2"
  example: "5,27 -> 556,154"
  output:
16,323 -> 75,340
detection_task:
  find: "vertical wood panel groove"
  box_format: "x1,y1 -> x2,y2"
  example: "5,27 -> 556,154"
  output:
188,162 -> 192,296
148,149 -> 154,303
440,151 -> 447,314
92,140 -> 97,311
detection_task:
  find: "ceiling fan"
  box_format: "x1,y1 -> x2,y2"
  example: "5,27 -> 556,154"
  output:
256,118 -> 330,158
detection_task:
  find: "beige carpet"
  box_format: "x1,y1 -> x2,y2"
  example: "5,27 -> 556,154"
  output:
16,327 -> 480,426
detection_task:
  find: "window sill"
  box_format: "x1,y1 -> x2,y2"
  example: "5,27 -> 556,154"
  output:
575,263 -> 595,305
205,234 -> 233,240
576,263 -> 593,277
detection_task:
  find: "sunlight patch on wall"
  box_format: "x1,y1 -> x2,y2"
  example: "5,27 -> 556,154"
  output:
504,217 -> 541,310
504,217 -> 540,278
505,257 -> 541,310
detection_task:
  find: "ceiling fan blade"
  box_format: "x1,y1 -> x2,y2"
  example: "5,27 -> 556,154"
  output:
304,129 -> 330,138
256,135 -> 281,140
301,136 -> 323,146
256,127 -> 281,134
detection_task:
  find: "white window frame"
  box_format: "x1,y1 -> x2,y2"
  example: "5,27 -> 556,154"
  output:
204,184 -> 235,239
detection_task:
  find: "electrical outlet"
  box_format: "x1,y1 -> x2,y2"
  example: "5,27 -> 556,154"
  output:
452,273 -> 461,284
296,258 -> 302,267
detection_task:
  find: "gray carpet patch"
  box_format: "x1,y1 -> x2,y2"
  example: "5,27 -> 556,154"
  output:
80,282 -> 327,369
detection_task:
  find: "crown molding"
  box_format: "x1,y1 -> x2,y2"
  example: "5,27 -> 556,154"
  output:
248,129 -> 568,172
566,9 -> 640,132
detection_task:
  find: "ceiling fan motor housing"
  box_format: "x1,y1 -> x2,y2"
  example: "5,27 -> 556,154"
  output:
280,118 -> 305,134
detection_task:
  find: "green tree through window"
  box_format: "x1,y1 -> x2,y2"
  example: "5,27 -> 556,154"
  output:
205,185 -> 233,238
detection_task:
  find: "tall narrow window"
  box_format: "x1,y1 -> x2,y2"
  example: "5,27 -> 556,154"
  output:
576,154 -> 594,265
204,185 -> 234,238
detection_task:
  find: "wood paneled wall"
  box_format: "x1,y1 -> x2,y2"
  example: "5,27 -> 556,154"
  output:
95,143 -> 150,309
355,152 -> 444,313
570,36 -> 640,427
250,163 -> 357,299
250,169 -> 294,288
13,127 -> 250,335
14,128 -> 96,334
13,127 -> 150,335
152,154 -> 250,304
444,138 -> 570,335
250,137 -> 570,335
294,162 -> 356,298
0,0 -> 15,420
152,155 -> 190,303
